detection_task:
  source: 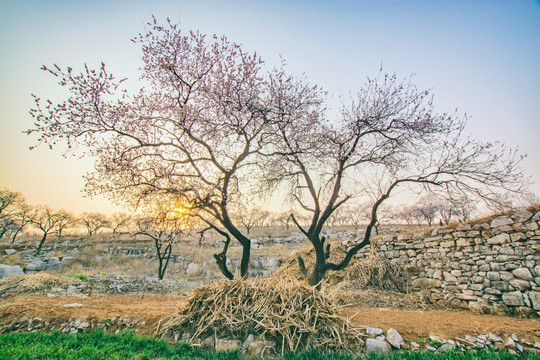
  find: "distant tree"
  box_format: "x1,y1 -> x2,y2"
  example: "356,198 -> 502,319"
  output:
109,212 -> 132,237
30,206 -> 62,255
79,212 -> 110,237
0,188 -> 25,239
272,212 -> 293,230
9,202 -> 33,243
133,198 -> 186,280
55,209 -> 75,237
234,205 -> 269,235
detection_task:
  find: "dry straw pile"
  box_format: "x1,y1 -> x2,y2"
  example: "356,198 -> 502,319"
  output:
0,273 -> 83,298
272,242 -> 430,310
161,278 -> 365,354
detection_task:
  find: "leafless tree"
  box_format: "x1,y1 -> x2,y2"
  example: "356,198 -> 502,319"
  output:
0,188 -> 32,243
30,206 -> 62,255
264,71 -> 526,288
79,212 -> 110,237
55,209 -> 75,237
109,212 -> 132,237
233,205 -> 269,234
133,199 -> 184,280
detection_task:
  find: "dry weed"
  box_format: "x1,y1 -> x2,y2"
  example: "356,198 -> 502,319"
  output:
161,278 -> 365,354
0,273 -> 83,298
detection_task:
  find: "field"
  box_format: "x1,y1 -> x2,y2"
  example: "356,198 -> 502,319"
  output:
1,225 -> 539,358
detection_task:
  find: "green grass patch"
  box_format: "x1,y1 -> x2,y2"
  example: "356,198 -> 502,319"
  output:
63,273 -> 89,282
0,331 -> 537,360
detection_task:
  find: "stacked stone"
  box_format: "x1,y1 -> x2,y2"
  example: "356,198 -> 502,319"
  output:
344,208 -> 540,317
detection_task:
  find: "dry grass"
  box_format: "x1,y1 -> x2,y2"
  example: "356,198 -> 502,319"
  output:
161,278 -> 365,354
0,273 -> 83,298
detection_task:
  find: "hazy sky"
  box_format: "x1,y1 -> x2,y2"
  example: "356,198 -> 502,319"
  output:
1,0 -> 539,214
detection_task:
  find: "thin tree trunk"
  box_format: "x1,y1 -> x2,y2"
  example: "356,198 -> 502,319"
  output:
35,232 -> 47,255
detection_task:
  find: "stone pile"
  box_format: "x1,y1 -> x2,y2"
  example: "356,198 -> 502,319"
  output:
362,327 -> 540,355
344,208 -> 540,316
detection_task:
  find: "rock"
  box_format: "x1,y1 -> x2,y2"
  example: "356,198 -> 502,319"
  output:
437,343 -> 455,353
510,280 -> 531,291
386,328 -> 404,348
186,263 -> 201,276
443,272 -> 458,282
0,264 -> 24,279
63,303 -> 83,308
528,291 -> 540,310
410,341 -> 421,351
201,335 -> 215,349
487,233 -> 509,245
25,261 -> 46,272
248,340 -> 275,356
66,285 -> 81,294
77,321 -> 90,330
488,333 -> 502,342
502,292 -> 524,306
491,216 -> 513,228
512,210 -> 533,222
512,268 -> 533,281
365,338 -> 392,355
215,339 -> 241,352
366,327 -> 384,337
242,334 -> 255,349
4,249 -> 16,255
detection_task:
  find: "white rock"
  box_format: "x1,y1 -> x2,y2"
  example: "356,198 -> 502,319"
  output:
4,249 -> 16,255
386,328 -> 404,348
366,327 -> 383,336
365,338 -> 392,355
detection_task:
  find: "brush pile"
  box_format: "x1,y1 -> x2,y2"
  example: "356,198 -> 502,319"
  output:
0,273 -> 83,298
161,278 -> 365,354
272,242 -> 430,309
273,242 -> 406,290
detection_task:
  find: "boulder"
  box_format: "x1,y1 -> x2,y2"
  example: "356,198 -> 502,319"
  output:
4,249 -> 16,255
365,338 -> 392,355
386,328 -> 404,348
0,264 -> 24,279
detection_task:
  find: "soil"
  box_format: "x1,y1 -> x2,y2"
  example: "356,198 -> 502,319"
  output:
1,294 -> 538,343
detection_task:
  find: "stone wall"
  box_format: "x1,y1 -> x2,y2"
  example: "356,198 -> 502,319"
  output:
345,208 -> 540,317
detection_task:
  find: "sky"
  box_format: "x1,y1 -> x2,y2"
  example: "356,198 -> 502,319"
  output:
0,0 -> 539,215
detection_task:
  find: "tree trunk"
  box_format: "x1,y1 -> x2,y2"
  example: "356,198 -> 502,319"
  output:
35,232 -> 47,255
239,241 -> 251,278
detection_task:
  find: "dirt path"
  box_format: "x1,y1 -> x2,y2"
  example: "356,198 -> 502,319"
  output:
1,295 -> 538,342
